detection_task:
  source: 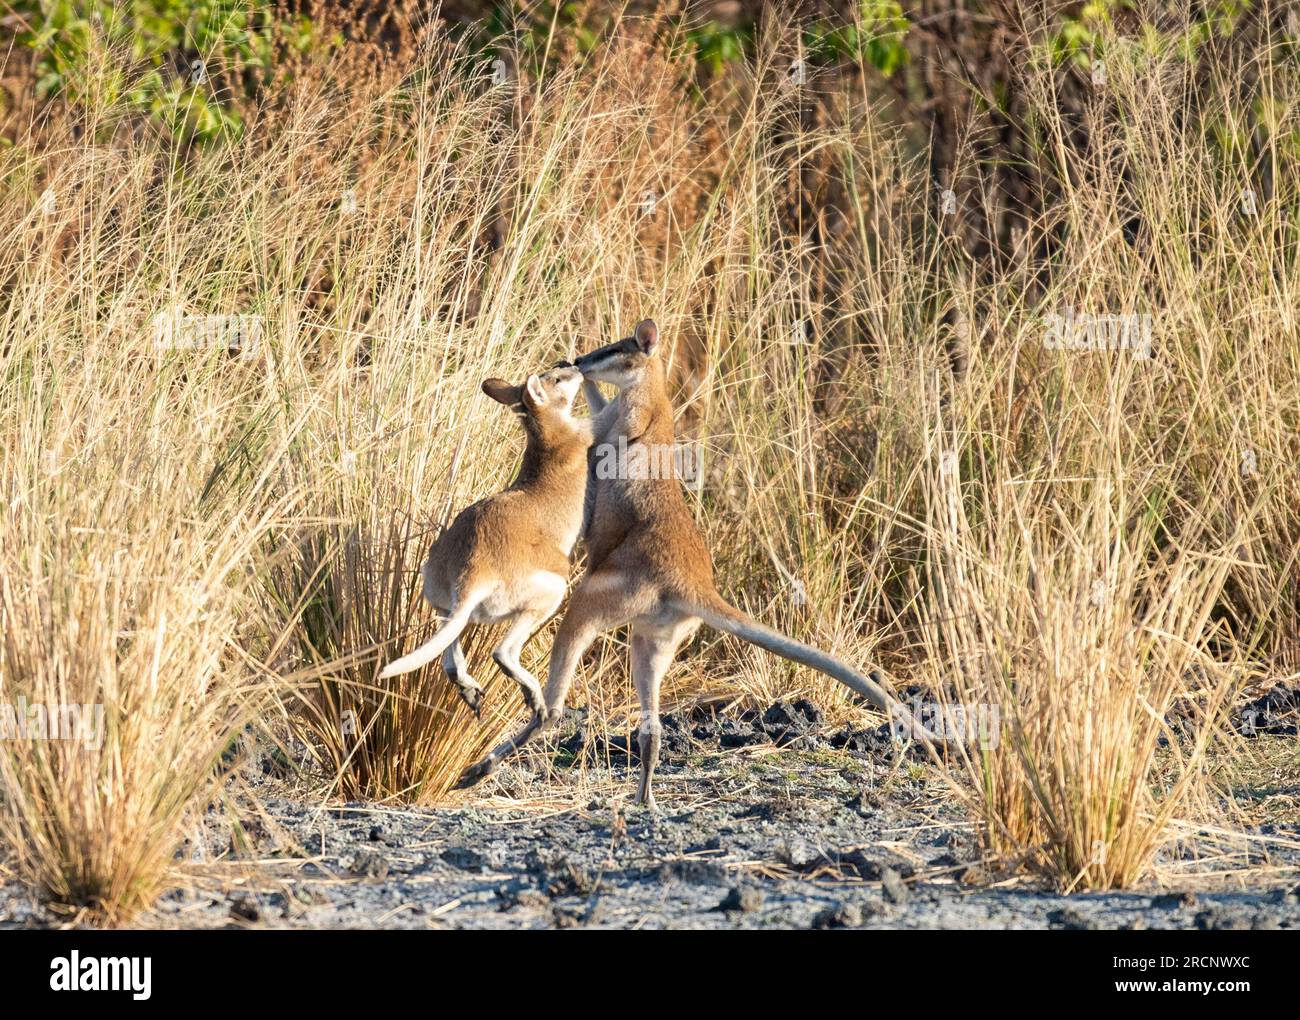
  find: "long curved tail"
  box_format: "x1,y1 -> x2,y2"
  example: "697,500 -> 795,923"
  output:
378,599 -> 477,679
678,593 -> 951,754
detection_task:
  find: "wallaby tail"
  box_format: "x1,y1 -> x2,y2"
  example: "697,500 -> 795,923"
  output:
679,593 -> 951,755
378,598 -> 478,680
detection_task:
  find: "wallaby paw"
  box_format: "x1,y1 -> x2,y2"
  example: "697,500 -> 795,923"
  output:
457,684 -> 484,719
454,757 -> 494,791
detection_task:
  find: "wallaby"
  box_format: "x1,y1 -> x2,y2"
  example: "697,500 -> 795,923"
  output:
378,366 -> 589,724
456,320 -> 945,806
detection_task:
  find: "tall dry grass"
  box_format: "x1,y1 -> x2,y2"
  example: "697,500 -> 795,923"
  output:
0,5 -> 1295,917
904,26 -> 1299,888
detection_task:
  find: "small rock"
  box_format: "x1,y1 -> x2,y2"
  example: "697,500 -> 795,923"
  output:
659,713 -> 692,756
762,699 -> 804,732
495,878 -> 551,911
881,867 -> 909,906
1269,884 -> 1298,906
716,718 -> 761,749
368,825 -> 385,843
716,886 -> 763,914
525,851 -> 599,896
841,853 -> 914,882
1152,891 -> 1198,910
661,859 -> 727,885
1195,908 -> 1251,931
846,790 -> 882,815
791,698 -> 824,728
776,839 -> 819,870
761,699 -> 819,746
830,727 -> 893,755
1048,907 -> 1091,930
348,848 -> 388,881
229,895 -> 260,922
441,846 -> 486,871
811,902 -> 864,929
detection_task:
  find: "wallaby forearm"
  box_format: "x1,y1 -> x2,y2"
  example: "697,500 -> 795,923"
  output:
590,397 -> 621,445
583,378 -> 608,415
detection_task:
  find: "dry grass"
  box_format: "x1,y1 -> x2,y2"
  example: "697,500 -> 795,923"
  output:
901,30 -> 1300,889
0,5 -> 1296,918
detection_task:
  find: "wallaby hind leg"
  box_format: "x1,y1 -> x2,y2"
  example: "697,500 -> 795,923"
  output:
455,571 -> 639,791
441,638 -> 482,718
540,571 -> 647,719
629,616 -> 697,811
490,609 -> 548,715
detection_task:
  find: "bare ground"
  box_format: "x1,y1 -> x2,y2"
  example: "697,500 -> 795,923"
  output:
2,702 -> 1297,930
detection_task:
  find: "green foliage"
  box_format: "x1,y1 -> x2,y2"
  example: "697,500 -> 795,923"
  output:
805,0 -> 910,75
1046,0 -> 1256,69
685,19 -> 750,77
486,2 -> 602,65
1046,0 -> 1122,68
13,0 -> 326,140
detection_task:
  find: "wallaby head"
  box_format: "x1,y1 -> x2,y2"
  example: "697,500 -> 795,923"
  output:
573,318 -> 660,390
481,364 -> 584,441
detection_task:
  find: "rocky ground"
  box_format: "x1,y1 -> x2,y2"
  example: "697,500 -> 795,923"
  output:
2,695 -> 1297,930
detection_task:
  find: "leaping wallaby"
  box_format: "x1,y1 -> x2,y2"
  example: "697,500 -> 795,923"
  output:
456,320 -> 944,807
378,366 -> 589,724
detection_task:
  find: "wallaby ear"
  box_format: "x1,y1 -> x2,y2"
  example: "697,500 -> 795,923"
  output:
633,318 -> 659,355
481,378 -> 523,405
523,374 -> 547,408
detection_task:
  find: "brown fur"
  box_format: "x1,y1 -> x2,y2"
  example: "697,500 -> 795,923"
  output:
457,321 -> 948,807
378,367 -> 589,721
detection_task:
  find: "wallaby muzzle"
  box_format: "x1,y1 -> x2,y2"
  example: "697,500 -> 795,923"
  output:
575,338 -> 631,374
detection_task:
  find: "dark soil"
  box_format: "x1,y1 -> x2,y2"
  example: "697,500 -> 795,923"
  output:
1,700 -> 1296,930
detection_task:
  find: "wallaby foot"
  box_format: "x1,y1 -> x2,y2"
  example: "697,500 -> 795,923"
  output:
460,686 -> 483,718
492,648 -> 543,716
453,707 -> 557,791
453,755 -> 496,790
443,641 -> 483,719
636,723 -> 661,812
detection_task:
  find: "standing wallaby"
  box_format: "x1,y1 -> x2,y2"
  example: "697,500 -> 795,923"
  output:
456,320 -> 944,806
378,366 -> 589,725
